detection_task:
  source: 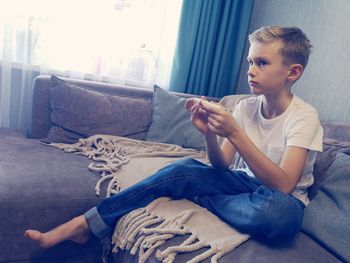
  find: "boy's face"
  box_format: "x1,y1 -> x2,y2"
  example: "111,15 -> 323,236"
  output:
247,40 -> 292,96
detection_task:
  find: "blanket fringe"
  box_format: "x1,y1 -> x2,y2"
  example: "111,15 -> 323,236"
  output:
160,234 -> 198,263
110,205 -> 237,263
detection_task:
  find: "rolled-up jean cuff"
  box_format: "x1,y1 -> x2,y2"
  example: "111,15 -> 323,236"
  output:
84,207 -> 112,239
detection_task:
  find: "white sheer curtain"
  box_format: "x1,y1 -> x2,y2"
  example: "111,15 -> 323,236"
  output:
0,0 -> 182,131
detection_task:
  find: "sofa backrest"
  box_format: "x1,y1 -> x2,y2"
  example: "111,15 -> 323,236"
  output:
30,75 -> 218,140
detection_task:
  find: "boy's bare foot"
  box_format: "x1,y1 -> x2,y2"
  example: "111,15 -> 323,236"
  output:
24,215 -> 92,248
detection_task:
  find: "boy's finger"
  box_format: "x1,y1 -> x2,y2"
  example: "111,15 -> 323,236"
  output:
200,100 -> 225,113
191,103 -> 199,113
185,98 -> 198,111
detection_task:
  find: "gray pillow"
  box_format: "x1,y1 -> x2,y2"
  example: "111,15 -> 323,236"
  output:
309,138 -> 350,199
146,86 -> 205,150
48,76 -> 152,143
302,152 -> 350,262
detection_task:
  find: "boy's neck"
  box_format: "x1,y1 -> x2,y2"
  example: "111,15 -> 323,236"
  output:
261,92 -> 294,119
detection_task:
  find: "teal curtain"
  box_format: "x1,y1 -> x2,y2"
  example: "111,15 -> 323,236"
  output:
169,0 -> 253,97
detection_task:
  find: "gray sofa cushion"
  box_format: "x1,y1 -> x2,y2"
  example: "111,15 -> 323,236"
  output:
302,152 -> 350,262
309,138 -> 350,198
48,76 -> 152,143
308,122 -> 350,199
0,128 -> 104,262
146,85 -> 205,150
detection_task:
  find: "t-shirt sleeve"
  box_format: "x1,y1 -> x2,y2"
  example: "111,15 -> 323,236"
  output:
286,109 -> 323,152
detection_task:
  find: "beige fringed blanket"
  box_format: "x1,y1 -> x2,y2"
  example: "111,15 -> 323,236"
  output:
46,134 -> 207,197
47,135 -> 250,262
112,197 -> 250,263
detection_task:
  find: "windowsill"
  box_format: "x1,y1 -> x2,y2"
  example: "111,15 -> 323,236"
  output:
0,61 -> 153,89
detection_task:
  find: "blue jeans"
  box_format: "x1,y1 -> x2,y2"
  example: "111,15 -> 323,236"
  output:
85,158 -> 304,240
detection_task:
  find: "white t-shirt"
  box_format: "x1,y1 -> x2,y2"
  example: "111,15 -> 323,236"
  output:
231,95 -> 323,205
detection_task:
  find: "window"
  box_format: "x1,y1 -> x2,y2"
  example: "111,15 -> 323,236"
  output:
0,0 -> 183,88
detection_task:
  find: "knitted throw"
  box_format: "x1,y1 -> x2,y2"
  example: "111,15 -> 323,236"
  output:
46,134 -> 206,197
47,135 -> 250,262
112,197 -> 250,263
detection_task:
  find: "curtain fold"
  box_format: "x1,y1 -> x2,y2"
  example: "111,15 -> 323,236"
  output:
169,0 -> 253,98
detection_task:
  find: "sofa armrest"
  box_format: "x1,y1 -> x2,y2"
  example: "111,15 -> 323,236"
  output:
31,75 -> 52,139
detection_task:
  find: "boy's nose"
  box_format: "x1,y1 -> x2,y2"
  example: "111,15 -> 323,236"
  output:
247,66 -> 256,77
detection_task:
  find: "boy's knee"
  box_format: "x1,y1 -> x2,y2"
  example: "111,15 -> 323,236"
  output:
157,158 -> 201,176
167,158 -> 206,171
177,158 -> 205,166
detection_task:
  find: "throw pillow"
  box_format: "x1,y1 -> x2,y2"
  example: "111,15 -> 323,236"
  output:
302,152 -> 350,262
48,76 -> 152,143
309,138 -> 350,198
145,85 -> 205,150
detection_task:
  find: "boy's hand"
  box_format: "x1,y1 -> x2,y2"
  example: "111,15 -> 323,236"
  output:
185,97 -> 212,135
185,97 -> 201,112
199,100 -> 240,138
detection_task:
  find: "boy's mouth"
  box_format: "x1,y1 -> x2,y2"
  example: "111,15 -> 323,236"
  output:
248,81 -> 258,87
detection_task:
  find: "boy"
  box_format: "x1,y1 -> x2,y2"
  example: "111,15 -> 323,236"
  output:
25,26 -> 323,247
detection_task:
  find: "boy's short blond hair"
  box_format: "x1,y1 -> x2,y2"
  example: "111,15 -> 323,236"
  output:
248,26 -> 312,68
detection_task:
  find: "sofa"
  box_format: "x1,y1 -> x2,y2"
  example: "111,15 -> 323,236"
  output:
0,75 -> 349,263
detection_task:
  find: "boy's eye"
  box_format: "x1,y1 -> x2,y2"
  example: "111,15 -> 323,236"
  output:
247,59 -> 267,67
258,60 -> 267,67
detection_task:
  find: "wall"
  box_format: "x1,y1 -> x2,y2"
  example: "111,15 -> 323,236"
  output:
236,0 -> 350,123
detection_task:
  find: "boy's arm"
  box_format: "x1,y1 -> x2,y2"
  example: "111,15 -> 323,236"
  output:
230,129 -> 308,194
204,133 -> 236,169
201,100 -> 308,194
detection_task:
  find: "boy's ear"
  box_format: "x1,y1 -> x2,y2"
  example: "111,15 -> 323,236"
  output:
287,64 -> 303,82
